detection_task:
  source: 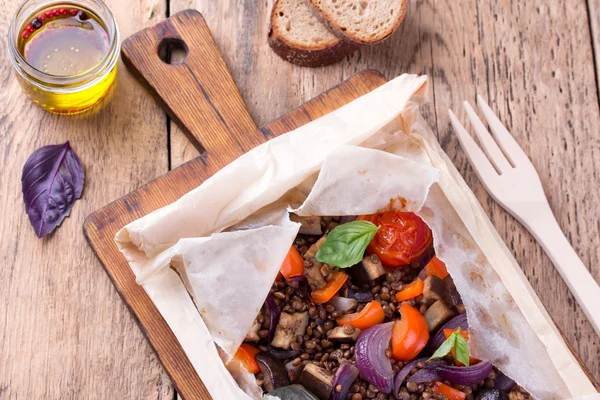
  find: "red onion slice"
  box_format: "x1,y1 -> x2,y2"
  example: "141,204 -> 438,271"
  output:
429,313 -> 468,350
328,296 -> 358,313
332,361 -> 360,400
355,322 -> 394,394
427,361 -> 493,386
393,358 -> 427,398
265,293 -> 280,343
406,367 -> 442,383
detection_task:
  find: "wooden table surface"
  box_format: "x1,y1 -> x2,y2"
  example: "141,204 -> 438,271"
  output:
1,0 -> 599,398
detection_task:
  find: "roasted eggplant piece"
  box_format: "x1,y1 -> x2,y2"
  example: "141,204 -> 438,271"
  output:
270,385 -> 319,400
271,312 -> 309,349
304,235 -> 327,259
344,287 -> 374,303
347,254 -> 386,285
422,275 -> 447,305
290,214 -> 323,235
244,318 -> 261,342
476,389 -> 508,400
297,363 -> 334,400
255,352 -> 291,392
424,300 -> 455,332
444,275 -> 463,307
327,325 -> 361,343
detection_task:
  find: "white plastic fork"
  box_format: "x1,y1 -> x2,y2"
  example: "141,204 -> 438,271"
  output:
448,96 -> 600,337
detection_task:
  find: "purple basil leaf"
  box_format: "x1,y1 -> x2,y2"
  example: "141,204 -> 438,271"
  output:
21,141 -> 84,237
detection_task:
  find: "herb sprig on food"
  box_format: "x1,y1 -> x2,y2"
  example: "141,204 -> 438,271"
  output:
429,327 -> 470,366
315,220 -> 379,268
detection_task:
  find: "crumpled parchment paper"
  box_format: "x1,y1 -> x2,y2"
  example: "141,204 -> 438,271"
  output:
115,74 -> 598,400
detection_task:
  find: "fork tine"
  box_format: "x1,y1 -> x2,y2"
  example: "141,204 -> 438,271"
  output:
448,109 -> 499,181
477,95 -> 529,166
463,102 -> 512,173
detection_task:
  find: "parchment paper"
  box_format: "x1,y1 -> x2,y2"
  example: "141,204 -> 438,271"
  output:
116,74 -> 598,400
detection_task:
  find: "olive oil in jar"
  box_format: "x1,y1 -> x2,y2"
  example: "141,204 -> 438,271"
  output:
8,1 -> 119,114
19,7 -> 109,76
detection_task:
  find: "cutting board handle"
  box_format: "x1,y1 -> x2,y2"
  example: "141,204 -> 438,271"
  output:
121,10 -> 264,165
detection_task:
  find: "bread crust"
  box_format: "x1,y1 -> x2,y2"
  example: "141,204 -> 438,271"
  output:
268,0 -> 358,67
306,0 -> 409,45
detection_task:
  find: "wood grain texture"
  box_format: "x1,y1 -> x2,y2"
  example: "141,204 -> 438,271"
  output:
121,10 -> 264,162
428,0 -> 600,382
169,0 -> 600,381
589,0 -> 600,98
84,69 -> 388,400
0,0 -> 174,399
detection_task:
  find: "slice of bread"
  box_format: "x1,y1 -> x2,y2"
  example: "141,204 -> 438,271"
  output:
307,0 -> 408,45
268,0 -> 358,67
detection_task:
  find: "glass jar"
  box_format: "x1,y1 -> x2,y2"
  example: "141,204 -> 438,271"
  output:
7,0 -> 120,114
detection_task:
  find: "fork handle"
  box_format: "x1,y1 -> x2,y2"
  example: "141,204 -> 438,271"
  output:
520,201 -> 600,337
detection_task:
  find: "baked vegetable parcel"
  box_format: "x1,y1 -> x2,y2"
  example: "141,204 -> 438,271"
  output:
116,75 -> 599,400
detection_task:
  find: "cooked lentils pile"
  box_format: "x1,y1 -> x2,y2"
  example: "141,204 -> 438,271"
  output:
245,216 -> 532,400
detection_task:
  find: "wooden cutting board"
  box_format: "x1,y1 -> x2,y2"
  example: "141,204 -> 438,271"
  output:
84,9 -> 598,399
84,9 -> 389,399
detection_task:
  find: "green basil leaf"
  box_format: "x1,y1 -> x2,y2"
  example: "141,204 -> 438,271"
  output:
315,220 -> 379,268
269,384 -> 319,400
429,330 -> 457,361
454,332 -> 470,366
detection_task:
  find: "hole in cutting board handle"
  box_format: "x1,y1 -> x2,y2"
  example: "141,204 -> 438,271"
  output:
158,38 -> 189,65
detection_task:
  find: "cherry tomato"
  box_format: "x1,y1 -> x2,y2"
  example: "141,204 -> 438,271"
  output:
233,344 -> 260,374
395,278 -> 424,302
311,271 -> 348,304
336,300 -> 385,330
279,246 -> 304,280
425,256 -> 448,279
391,303 -> 429,361
358,212 -> 432,267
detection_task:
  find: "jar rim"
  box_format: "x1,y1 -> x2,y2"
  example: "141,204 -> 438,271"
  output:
7,0 -> 120,87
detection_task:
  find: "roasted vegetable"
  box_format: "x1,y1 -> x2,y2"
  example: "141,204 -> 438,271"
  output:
476,389 -> 508,400
244,319 -> 261,342
290,214 -> 323,235
280,246 -> 305,280
395,278 -> 424,302
422,275 -> 447,305
347,254 -> 386,284
311,271 -> 348,304
444,275 -> 462,307
304,237 -> 328,289
271,312 -> 309,349
358,212 -> 433,267
424,256 -> 449,279
391,304 -> 429,361
297,363 -> 334,400
233,344 -> 261,374
327,325 -> 361,343
270,385 -> 319,400
425,300 -> 455,332
255,352 -> 291,392
305,235 -> 327,259
336,300 -> 385,330
344,287 -> 374,303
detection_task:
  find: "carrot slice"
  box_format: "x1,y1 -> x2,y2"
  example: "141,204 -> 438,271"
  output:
391,303 -> 429,361
234,344 -> 261,374
311,271 -> 348,304
425,256 -> 448,279
395,278 -> 424,302
432,382 -> 466,400
336,300 -> 385,330
280,246 -> 304,280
